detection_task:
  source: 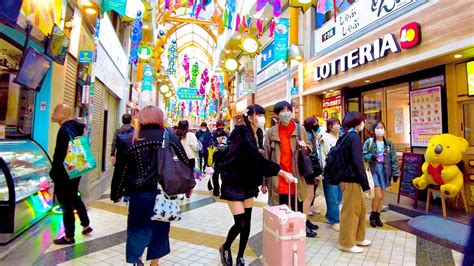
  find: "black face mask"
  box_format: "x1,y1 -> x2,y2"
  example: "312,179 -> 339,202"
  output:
217,127 -> 224,132
311,125 -> 319,132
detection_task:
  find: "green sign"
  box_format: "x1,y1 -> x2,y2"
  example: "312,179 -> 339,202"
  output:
467,61 -> 474,96
78,50 -> 94,64
138,45 -> 153,60
177,87 -> 204,101
101,0 -> 127,16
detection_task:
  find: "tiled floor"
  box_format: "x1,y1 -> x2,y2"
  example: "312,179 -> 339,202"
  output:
0,179 -> 468,265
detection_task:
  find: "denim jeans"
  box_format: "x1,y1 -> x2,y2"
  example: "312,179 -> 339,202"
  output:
323,180 -> 342,224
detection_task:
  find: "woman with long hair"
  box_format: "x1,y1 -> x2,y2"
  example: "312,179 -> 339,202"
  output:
363,121 -> 399,227
338,112 -> 372,253
219,104 -> 295,266
111,106 -> 189,266
320,117 -> 343,231
176,120 -> 201,198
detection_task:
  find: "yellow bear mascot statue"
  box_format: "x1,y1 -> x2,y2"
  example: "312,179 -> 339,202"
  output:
413,134 -> 468,198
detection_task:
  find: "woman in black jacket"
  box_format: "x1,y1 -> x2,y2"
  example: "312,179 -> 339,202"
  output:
111,106 -> 189,266
338,112 -> 372,254
219,104 -> 295,266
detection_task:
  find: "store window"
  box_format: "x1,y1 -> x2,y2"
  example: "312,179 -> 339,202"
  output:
463,102 -> 474,146
0,37 -> 36,138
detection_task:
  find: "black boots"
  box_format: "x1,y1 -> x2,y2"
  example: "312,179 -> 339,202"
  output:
220,245 -> 233,266
370,212 -> 384,227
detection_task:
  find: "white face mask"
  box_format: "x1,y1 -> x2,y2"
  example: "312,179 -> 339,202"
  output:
331,124 -> 341,133
375,128 -> 385,137
257,116 -> 266,128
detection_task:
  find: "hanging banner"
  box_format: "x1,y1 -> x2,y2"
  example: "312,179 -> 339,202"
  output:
21,0 -> 63,35
101,0 -> 127,16
273,18 -> 289,62
142,65 -> 153,91
177,87 -> 204,101
258,42 -> 274,72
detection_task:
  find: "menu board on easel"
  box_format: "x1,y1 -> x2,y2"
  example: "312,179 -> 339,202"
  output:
410,86 -> 443,147
398,152 -> 425,209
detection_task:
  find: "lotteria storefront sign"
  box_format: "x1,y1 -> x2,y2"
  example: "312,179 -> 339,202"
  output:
314,23 -> 421,81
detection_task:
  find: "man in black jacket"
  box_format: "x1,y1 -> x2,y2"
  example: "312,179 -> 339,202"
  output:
209,120 -> 229,196
50,104 -> 92,245
196,122 -> 213,172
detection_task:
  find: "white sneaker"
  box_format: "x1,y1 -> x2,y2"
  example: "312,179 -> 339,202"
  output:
339,245 -> 363,253
310,206 -> 320,215
330,223 -> 340,232
356,240 -> 372,246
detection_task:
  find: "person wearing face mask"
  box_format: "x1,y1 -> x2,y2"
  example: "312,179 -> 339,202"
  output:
337,111 -> 372,253
319,117 -> 343,232
302,117 -> 324,231
210,120 -> 230,196
363,121 -> 399,227
219,104 -> 295,266
263,101 -> 313,235
196,122 -> 213,173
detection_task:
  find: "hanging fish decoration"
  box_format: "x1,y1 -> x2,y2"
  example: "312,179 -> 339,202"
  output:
165,0 -> 171,10
128,11 -> 143,65
199,68 -> 209,96
190,62 -> 199,87
272,0 -> 282,18
268,19 -> 276,38
227,11 -> 233,30
257,18 -> 263,37
223,8 -> 229,28
235,14 -> 241,32
183,54 -> 190,83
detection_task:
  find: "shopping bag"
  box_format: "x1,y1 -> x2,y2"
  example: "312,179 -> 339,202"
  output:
151,183 -> 182,222
64,134 -> 97,179
364,162 -> 375,199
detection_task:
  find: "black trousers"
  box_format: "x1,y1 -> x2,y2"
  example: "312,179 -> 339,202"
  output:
279,194 -> 303,212
55,178 -> 90,238
211,171 -> 221,194
199,150 -> 209,172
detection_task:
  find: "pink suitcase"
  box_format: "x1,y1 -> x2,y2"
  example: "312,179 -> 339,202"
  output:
262,199 -> 306,266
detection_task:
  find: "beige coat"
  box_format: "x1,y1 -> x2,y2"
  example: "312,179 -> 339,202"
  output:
263,122 -> 312,206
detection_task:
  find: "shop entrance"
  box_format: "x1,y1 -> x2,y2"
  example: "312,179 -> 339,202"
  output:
362,84 -> 410,193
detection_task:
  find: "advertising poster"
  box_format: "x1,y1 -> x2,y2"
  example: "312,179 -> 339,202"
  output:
467,61 -> 474,96
410,86 -> 443,147
21,0 -> 64,35
394,108 -> 404,134
322,95 -> 342,125
273,18 -> 289,62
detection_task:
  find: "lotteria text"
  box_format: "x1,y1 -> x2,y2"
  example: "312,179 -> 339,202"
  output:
314,33 -> 401,81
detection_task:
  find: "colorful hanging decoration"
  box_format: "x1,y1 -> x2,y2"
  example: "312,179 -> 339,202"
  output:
128,11 -> 143,65
154,30 -> 167,77
269,19 -> 276,38
199,68 -> 209,95
190,62 -> 199,87
257,19 -> 263,37
272,0 -> 282,18
256,0 -> 269,13
181,102 -> 186,118
210,75 -> 217,99
227,11 -> 233,30
167,39 -> 178,77
289,0 -> 317,13
165,0 -> 171,10
234,14 -> 241,32
182,54 -> 190,83
223,9 -> 229,29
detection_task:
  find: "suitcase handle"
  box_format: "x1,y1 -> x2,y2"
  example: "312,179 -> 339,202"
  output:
288,178 -> 298,212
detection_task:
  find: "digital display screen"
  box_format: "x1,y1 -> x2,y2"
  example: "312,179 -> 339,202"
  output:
46,24 -> 70,65
15,47 -> 51,91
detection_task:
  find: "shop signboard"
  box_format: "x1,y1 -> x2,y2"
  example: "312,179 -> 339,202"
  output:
138,45 -> 153,60
78,50 -> 94,64
95,44 -> 127,99
314,0 -> 424,55
274,18 -> 289,62
290,86 -> 298,96
177,87 -> 204,101
467,61 -> 474,96
20,0 -> 63,35
410,86 -> 443,147
258,42 -> 274,72
322,95 -> 342,122
99,14 -> 129,78
82,85 -> 90,104
142,65 -> 153,91
256,59 -> 287,87
397,152 -> 424,209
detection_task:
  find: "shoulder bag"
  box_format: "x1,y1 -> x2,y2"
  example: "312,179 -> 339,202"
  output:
296,125 -> 314,177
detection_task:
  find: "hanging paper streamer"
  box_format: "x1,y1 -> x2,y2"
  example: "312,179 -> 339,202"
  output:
181,102 -> 186,119
247,16 -> 252,29
228,0 -> 236,14
256,0 -> 270,13
167,39 -> 178,77
235,14 -> 241,32
190,62 -> 199,87
183,54 -> 190,83
227,11 -> 233,30
210,76 -> 217,100
219,76 -> 224,97
128,11 -> 143,65
223,9 -> 229,28
257,19 -> 263,37
199,68 -> 209,95
271,0 -> 282,18
165,0 -> 171,10
269,19 -> 276,38
190,0 -> 198,17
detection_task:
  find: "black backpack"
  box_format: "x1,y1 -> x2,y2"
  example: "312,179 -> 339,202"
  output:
116,128 -> 134,152
323,132 -> 353,185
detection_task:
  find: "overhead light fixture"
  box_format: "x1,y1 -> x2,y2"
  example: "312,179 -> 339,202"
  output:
329,89 -> 334,92
143,24 -> 150,30
223,58 -> 239,72
454,54 -> 463,59
165,92 -> 172,98
160,84 -> 170,94
365,79 -> 371,83
288,44 -> 304,62
239,35 -> 262,58
85,7 -> 97,15
81,0 -> 93,6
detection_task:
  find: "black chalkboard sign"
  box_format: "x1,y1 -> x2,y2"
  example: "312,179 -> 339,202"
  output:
397,152 -> 424,209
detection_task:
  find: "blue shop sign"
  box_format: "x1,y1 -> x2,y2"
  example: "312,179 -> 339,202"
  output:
78,50 -> 94,64
177,87 -> 204,101
260,42 -> 274,71
274,18 -> 289,62
291,86 -> 298,95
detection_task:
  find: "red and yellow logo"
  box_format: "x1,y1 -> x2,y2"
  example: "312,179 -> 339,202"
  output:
400,22 -> 421,49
